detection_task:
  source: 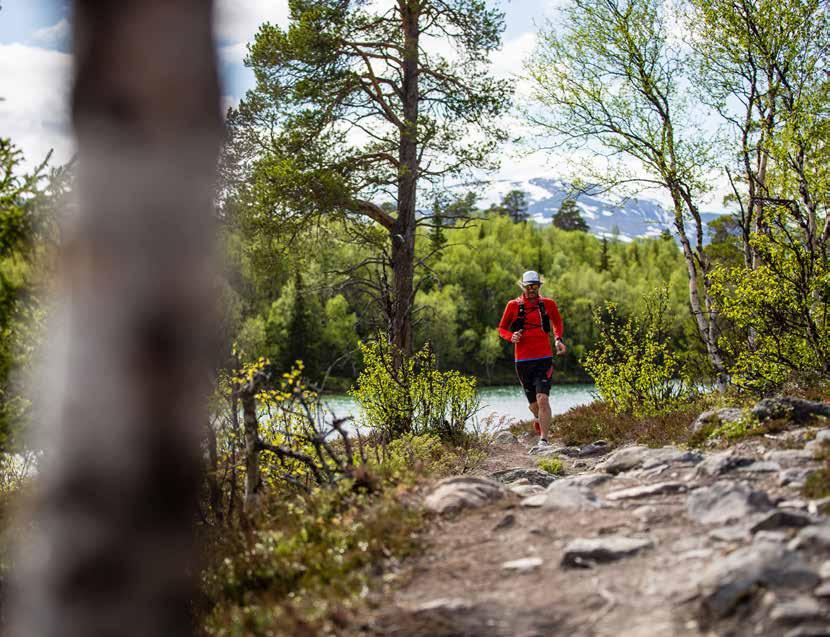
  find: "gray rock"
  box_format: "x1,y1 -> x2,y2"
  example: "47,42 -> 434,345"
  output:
510,484 -> 545,497
779,500 -> 809,510
766,449 -> 817,467
597,445 -> 700,474
820,560 -> 830,579
561,536 -> 653,568
809,497 -> 830,515
501,557 -> 543,572
781,468 -> 814,487
522,482 -> 601,510
751,510 -> 817,533
692,407 -> 744,435
738,461 -> 781,473
558,472 -> 612,488
755,530 -> 793,544
695,450 -> 755,477
490,468 -> 557,487
687,482 -> 773,525
492,430 -> 518,444
770,595 -> 824,624
752,396 -> 830,422
789,525 -> 830,552
412,598 -> 473,614
425,476 -> 509,514
710,526 -> 750,542
508,478 -> 531,486
606,481 -> 687,501
575,440 -> 610,457
698,542 -> 820,618
552,446 -> 582,457
814,582 -> 830,597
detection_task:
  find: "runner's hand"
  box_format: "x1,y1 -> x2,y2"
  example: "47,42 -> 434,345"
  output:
555,339 -> 567,356
511,330 -> 522,343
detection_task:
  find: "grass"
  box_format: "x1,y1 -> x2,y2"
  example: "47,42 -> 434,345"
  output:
804,440 -> 830,511
537,457 -> 565,475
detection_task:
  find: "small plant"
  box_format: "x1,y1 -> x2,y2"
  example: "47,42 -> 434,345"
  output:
582,289 -> 694,416
537,457 -> 565,475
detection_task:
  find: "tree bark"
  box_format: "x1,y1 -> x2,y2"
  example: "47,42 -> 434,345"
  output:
391,0 -> 420,357
9,2 -> 221,636
240,388 -> 261,511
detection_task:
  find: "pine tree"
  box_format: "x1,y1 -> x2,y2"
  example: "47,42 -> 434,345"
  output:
501,189 -> 528,223
599,236 -> 610,271
553,197 -> 589,232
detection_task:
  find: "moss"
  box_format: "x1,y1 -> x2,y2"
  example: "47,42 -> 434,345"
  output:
537,458 -> 565,476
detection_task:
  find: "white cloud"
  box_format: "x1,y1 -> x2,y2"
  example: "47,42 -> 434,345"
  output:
0,43 -> 73,169
31,18 -> 71,50
214,0 -> 290,46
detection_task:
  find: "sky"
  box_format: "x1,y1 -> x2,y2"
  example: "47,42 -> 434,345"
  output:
0,1 -> 721,208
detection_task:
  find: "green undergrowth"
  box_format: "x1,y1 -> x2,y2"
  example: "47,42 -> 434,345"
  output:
197,433 -> 488,637
537,457 -> 565,475
804,441 -> 830,511
550,396 -> 715,447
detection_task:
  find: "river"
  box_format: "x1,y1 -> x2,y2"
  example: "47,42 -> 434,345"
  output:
318,383 -> 596,431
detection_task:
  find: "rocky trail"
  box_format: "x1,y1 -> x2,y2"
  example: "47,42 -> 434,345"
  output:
359,398 -> 830,637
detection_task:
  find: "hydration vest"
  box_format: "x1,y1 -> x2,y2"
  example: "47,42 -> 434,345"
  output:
510,298 -> 551,333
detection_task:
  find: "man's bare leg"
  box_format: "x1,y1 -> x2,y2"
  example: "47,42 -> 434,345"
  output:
528,402 -> 539,418
537,393 -> 552,440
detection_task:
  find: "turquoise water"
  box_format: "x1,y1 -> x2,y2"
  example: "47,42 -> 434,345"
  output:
318,383 -> 596,430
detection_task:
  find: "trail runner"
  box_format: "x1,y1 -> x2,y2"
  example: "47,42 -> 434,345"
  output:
498,270 -> 566,446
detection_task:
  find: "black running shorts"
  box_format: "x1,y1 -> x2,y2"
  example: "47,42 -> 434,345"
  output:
515,357 -> 554,404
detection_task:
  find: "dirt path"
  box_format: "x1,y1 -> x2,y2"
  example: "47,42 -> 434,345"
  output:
358,420 -> 830,637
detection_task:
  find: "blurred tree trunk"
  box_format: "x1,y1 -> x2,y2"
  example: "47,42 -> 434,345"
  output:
8,2 -> 221,636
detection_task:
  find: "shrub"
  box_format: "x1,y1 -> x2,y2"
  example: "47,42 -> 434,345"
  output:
350,339 -> 480,442
537,457 -> 565,475
582,288 -> 694,416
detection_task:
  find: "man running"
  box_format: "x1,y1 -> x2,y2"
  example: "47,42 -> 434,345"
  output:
498,270 -> 566,446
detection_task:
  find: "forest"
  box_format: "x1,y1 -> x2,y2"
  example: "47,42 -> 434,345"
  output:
0,0 -> 827,635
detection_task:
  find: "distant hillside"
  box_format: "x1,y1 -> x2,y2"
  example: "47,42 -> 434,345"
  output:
451,177 -> 724,242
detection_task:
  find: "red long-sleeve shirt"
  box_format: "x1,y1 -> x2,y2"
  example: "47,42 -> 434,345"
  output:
498,295 -> 564,362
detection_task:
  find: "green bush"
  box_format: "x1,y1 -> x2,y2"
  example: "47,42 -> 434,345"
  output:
582,288 -> 693,416
350,338 -> 479,442
537,457 -> 565,475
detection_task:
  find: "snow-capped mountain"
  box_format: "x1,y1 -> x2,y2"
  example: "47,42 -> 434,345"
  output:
452,177 -> 723,242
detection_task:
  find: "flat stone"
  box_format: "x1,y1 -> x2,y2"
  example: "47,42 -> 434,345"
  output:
522,483 -> 601,510
710,526 -> 749,543
738,461 -> 781,473
502,557 -> 543,572
784,626 -> 830,637
770,595 -> 824,624
492,430 -> 518,444
561,536 -> 653,568
425,476 -> 509,514
698,543 -> 820,619
789,525 -> 830,552
558,472 -> 612,488
751,510 -> 817,533
779,500 -> 809,510
766,449 -> 817,466
413,598 -> 473,613
575,440 -> 610,457
508,478 -> 531,486
676,548 -> 715,562
755,530 -> 793,544
780,468 -> 814,487
606,481 -> 687,501
687,482 -> 773,525
490,468 -> 557,488
596,445 -> 700,474
510,484 -> 545,497
695,450 -> 755,477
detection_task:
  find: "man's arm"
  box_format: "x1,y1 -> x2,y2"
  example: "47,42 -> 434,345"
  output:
497,301 -> 516,342
547,299 -> 566,354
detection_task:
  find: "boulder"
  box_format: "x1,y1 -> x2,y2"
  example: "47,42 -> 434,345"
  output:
561,536 -> 653,568
522,482 -> 601,510
695,450 -> 755,477
424,476 -> 509,515
789,525 -> 830,552
597,445 -> 700,474
752,397 -> 830,422
687,482 -> 773,525
769,596 -> 824,624
606,481 -> 687,501
490,468 -> 557,488
691,407 -> 744,435
737,461 -> 781,473
698,542 -> 820,619
492,430 -> 518,444
766,449 -> 818,467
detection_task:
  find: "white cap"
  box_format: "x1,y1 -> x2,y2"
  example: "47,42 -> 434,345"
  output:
521,270 -> 541,286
